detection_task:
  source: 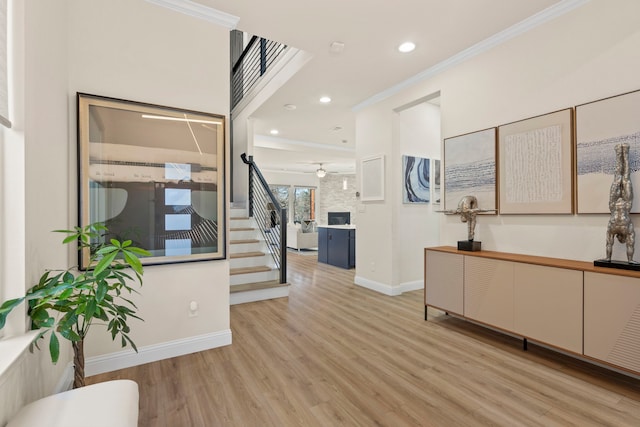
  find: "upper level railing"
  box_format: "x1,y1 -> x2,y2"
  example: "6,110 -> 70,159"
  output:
241,153 -> 287,284
231,34 -> 287,110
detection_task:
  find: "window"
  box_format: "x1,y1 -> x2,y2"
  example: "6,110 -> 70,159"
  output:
294,187 -> 315,222
269,184 -> 290,222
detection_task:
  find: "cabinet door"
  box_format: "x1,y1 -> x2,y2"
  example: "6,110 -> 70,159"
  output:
327,229 -> 350,268
514,264 -> 583,354
425,250 -> 463,315
318,228 -> 328,263
464,257 -> 514,331
585,272 -> 640,373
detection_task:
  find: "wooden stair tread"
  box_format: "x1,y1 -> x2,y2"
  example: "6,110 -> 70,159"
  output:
231,227 -> 255,232
230,239 -> 260,245
230,217 -> 250,220
230,251 -> 266,259
230,265 -> 272,275
230,280 -> 289,293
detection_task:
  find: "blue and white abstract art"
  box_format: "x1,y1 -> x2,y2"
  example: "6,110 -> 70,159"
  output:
402,155 -> 430,203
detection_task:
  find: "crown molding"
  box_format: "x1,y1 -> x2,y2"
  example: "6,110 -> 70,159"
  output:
145,0 -> 239,29
353,0 -> 591,112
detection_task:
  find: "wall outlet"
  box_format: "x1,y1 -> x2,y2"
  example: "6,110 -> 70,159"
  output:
188,301 -> 199,318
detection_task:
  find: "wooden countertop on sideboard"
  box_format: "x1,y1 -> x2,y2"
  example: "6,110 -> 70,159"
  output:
425,246 -> 640,279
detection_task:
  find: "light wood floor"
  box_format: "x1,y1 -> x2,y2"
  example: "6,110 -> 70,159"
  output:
88,253 -> 640,426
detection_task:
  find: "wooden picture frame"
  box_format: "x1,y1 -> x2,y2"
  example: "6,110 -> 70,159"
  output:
443,128 -> 497,212
361,154 -> 385,201
497,108 -> 574,214
77,93 -> 226,268
576,89 -> 640,213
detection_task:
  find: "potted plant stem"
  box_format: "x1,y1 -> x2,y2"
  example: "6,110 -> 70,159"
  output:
0,223 -> 150,388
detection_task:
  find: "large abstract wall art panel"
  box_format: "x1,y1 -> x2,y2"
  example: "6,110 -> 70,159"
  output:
576,89 -> 640,213
444,128 -> 497,212
498,108 -> 573,214
402,155 -> 430,203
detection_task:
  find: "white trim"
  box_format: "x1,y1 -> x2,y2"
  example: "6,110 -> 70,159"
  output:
85,329 -> 232,377
352,0 -> 591,112
399,280 -> 423,294
354,276 -> 422,296
0,330 -> 39,384
354,276 -> 399,296
145,0 -> 239,29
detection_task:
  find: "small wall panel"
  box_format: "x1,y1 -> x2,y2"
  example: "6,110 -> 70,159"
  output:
584,272 -> 640,373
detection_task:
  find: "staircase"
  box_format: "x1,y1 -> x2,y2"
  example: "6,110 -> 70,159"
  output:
229,206 -> 289,305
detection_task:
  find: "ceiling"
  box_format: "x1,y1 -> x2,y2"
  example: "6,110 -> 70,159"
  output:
195,0 -> 566,174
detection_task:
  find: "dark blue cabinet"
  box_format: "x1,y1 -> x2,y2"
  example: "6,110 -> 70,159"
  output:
318,227 -> 355,269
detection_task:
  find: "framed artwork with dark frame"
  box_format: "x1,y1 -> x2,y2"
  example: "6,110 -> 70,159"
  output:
77,93 -> 226,269
443,128 -> 497,212
497,108 -> 573,214
576,89 -> 640,213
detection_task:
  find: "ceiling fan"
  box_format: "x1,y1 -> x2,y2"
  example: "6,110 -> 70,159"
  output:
316,163 -> 327,178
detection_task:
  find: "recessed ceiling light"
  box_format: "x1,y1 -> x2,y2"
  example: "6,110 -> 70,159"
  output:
320,96 -> 331,104
270,129 -> 279,135
398,42 -> 416,53
284,104 -> 297,110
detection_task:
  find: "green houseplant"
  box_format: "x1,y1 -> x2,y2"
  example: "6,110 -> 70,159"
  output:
0,223 -> 150,388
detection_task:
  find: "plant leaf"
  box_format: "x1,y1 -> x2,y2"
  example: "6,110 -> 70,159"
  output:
0,298 -> 25,329
85,299 -> 97,321
49,332 -> 60,364
123,251 -> 143,275
93,250 -> 118,276
96,281 -> 108,303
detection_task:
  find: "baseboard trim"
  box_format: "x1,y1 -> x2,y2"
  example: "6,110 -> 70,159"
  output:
85,329 -> 232,377
399,280 -> 423,294
354,277 -> 423,296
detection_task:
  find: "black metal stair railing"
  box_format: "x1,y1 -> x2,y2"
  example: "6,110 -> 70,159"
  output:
231,35 -> 287,110
241,153 -> 287,284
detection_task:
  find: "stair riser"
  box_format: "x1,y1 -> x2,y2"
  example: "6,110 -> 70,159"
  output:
230,208 -> 248,217
230,286 -> 289,305
230,229 -> 259,240
230,242 -> 265,254
230,270 -> 279,285
230,256 -> 274,269
230,218 -> 254,228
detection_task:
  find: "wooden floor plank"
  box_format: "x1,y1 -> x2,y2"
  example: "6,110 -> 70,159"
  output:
88,253 -> 640,426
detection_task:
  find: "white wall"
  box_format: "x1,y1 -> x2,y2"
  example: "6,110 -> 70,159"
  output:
66,0 -> 231,361
1,2 -> 73,423
395,102 -> 441,285
355,0 -> 640,293
1,3 -> 232,420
